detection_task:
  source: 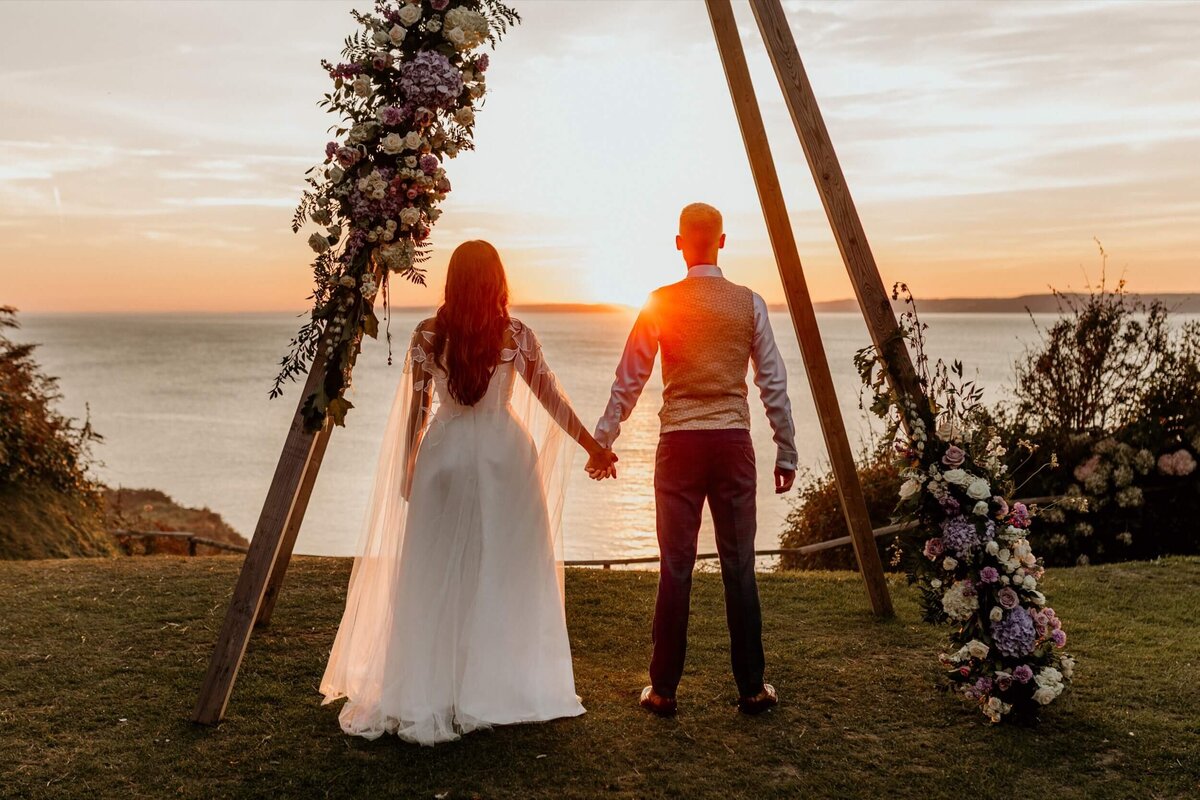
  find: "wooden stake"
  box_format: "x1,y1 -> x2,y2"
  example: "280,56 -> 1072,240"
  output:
254,424 -> 332,628
706,0 -> 893,617
191,346 -> 330,724
748,0 -> 931,431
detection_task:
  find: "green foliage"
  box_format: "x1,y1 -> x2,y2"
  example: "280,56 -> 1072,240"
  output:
778,446 -> 902,571
0,307 -> 100,494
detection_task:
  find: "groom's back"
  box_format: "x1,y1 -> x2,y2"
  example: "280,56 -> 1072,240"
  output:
651,276 -> 755,433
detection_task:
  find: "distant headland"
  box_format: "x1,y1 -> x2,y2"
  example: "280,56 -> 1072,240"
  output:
799,292 -> 1200,314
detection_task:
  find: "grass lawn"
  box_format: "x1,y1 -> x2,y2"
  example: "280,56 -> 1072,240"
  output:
1,556 -> 1198,799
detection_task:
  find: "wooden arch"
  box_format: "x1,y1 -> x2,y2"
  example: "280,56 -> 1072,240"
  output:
191,0 -> 928,725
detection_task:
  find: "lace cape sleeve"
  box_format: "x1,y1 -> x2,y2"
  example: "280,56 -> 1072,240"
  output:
501,318 -> 584,441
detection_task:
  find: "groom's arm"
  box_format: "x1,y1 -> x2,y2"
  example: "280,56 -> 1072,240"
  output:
594,303 -> 659,450
750,293 -> 798,491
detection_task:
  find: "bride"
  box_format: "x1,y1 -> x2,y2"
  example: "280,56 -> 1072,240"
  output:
319,240 -> 617,745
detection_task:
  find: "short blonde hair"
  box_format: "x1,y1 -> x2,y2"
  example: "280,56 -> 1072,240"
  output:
679,202 -> 723,246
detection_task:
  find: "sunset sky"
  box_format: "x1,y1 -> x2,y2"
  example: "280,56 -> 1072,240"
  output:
2,0 -> 1198,313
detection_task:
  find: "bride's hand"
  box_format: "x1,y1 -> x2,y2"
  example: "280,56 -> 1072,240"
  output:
585,447 -> 618,480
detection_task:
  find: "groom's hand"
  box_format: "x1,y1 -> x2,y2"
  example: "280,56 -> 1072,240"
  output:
774,466 -> 796,494
586,448 -> 618,480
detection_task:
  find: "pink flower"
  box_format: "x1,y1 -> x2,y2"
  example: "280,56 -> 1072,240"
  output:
979,566 -> 999,584
378,106 -> 405,126
923,537 -> 944,560
941,445 -> 966,468
1074,454 -> 1101,482
1009,503 -> 1030,529
419,153 -> 439,174
1159,449 -> 1198,477
997,675 -> 1013,691
993,496 -> 1009,517
335,146 -> 361,167
1051,629 -> 1067,647
1013,665 -> 1033,683
998,587 -> 1019,610
431,0 -> 450,9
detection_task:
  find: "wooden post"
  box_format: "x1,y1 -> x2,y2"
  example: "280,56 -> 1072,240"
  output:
748,0 -> 931,431
254,424 -> 333,627
706,0 -> 892,617
191,346 -> 330,725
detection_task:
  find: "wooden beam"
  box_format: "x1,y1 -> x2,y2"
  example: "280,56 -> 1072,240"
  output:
748,0 -> 931,432
705,0 -> 892,617
254,423 -> 333,627
191,345 -> 330,725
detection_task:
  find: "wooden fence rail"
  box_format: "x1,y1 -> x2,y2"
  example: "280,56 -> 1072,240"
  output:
108,530 -> 250,556
562,496 -> 1060,569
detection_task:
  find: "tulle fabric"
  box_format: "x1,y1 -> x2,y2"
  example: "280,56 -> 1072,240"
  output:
318,318 -> 585,745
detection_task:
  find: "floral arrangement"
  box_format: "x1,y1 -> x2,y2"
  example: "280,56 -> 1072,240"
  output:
857,285 -> 1075,723
271,0 -> 520,432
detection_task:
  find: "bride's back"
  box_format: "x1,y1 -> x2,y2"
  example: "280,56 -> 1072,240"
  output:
414,317 -> 531,413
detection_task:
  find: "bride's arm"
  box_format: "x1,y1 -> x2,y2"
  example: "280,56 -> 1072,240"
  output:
509,321 -> 615,471
401,325 -> 435,499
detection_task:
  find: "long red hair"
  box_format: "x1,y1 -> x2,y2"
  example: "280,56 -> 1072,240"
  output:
433,240 -> 511,406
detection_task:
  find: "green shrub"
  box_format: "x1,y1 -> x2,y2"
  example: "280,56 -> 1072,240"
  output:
778,446 -> 902,571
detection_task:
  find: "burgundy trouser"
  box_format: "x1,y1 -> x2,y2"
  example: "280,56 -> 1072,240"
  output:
650,428 -> 765,698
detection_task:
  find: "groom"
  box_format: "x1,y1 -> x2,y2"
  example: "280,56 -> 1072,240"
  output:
592,202 -> 798,716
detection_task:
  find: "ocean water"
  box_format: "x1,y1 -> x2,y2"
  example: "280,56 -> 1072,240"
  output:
16,310 -> 1058,559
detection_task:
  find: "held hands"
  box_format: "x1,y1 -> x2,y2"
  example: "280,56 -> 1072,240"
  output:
774,466 -> 796,494
585,447 -> 619,481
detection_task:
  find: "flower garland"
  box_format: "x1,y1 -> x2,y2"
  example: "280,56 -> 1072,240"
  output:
271,0 -> 520,432
857,285 -> 1076,723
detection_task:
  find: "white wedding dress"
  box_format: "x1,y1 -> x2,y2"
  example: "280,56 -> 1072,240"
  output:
319,318 -> 587,745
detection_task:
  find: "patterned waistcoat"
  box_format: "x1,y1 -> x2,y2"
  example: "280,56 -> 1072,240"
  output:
650,276 -> 755,433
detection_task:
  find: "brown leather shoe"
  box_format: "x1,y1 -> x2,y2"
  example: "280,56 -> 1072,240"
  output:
737,683 -> 779,715
639,685 -> 678,717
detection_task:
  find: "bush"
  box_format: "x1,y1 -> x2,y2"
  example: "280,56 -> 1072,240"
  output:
0,306 -> 101,493
778,446 -> 902,571
0,307 -> 113,559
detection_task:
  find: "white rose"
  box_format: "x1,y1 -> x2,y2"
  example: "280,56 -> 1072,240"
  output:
930,578 -> 942,589
447,27 -> 466,46
1035,667 -> 1063,688
1060,656 -> 1076,680
398,4 -> 422,26
380,133 -> 404,155
399,207 -> 421,227
1032,687 -> 1057,705
455,106 -> 475,126
389,24 -> 407,46
973,500 -> 989,516
989,606 -> 1003,622
403,131 -> 423,150
899,478 -> 922,500
966,479 -> 991,500
426,17 -> 442,33
942,557 -> 958,571
405,155 -> 418,168
966,640 -> 989,659
352,74 -> 372,98
942,468 -> 969,486
985,540 -> 1000,556
372,29 -> 391,47
307,233 -> 330,253
1022,575 -> 1037,590
936,419 -> 962,442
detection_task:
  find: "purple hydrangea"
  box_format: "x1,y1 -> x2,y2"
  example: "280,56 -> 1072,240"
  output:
941,515 -> 992,560
399,51 -> 464,114
991,606 -> 1036,658
1013,664 -> 1033,683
